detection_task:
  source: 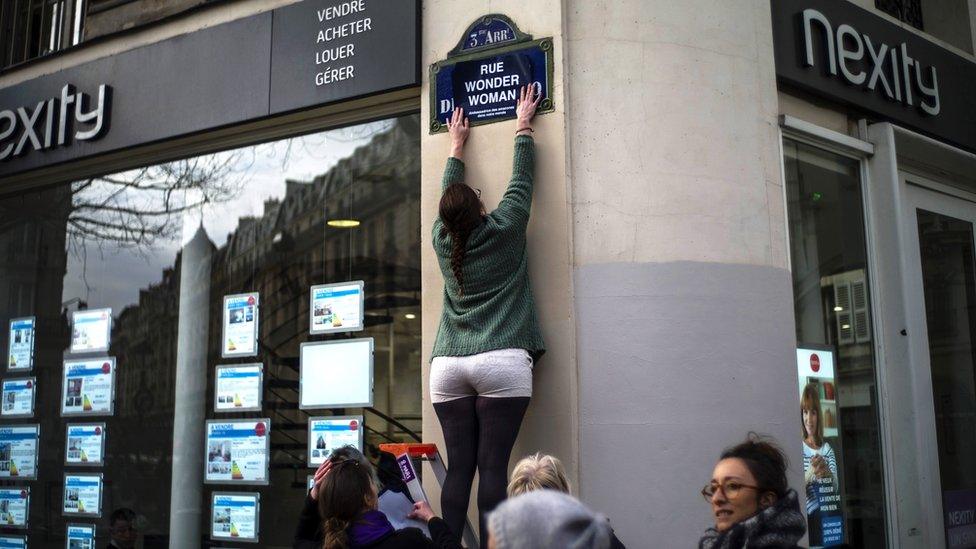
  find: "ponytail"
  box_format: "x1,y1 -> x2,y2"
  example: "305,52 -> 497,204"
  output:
438,183 -> 483,297
448,227 -> 471,296
323,517 -> 351,549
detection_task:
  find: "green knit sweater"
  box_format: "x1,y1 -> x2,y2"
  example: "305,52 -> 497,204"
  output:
432,135 -> 545,360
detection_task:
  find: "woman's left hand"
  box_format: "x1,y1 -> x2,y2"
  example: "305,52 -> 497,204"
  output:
447,107 -> 469,159
407,500 -> 436,523
309,459 -> 334,500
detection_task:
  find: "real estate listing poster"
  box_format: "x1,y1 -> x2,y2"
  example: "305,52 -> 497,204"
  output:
65,424 -> 106,466
309,281 -> 365,334
215,364 -> 263,412
70,309 -> 112,354
211,492 -> 260,543
66,523 -> 95,548
299,339 -> 374,409
0,488 -> 28,528
0,535 -> 26,549
61,358 -> 115,416
0,378 -> 35,418
62,473 -> 102,517
797,346 -> 845,548
205,419 -> 270,485
222,293 -> 259,358
6,318 -> 34,371
0,425 -> 38,479
307,416 -> 363,466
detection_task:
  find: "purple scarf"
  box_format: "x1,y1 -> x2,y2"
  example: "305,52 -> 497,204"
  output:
349,510 -> 396,547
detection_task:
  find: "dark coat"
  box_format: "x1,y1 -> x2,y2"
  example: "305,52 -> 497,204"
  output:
293,495 -> 461,549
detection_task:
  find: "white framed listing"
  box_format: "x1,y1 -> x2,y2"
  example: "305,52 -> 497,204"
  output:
0,425 -> 38,479
211,492 -> 260,543
63,473 -> 103,518
66,523 -> 95,549
0,378 -> 35,418
309,281 -> 365,334
0,535 -> 26,549
0,487 -> 29,528
6,317 -> 35,371
70,308 -> 112,354
308,416 -> 364,466
204,419 -> 271,485
65,423 -> 106,466
61,358 -> 115,416
215,363 -> 263,412
222,293 -> 259,358
299,338 -> 374,409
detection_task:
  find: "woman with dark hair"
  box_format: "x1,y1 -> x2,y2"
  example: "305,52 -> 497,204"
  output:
801,382 -> 838,545
294,457 -> 461,549
431,85 -> 545,546
699,434 -> 806,549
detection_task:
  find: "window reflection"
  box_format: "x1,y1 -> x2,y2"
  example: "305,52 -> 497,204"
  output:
0,113 -> 421,547
784,139 -> 887,548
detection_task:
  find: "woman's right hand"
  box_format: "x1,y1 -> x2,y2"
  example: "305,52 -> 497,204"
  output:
447,107 -> 469,159
516,85 -> 542,131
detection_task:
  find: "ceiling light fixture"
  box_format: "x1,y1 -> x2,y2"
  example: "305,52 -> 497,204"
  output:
327,219 -> 360,228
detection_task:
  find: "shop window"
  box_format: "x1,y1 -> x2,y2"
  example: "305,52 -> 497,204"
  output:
784,139 -> 888,548
0,114 -> 422,546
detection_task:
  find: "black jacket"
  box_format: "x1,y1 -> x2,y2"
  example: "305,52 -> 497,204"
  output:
293,495 -> 461,549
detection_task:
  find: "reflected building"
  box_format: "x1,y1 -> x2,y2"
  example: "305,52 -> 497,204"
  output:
77,114 -> 423,546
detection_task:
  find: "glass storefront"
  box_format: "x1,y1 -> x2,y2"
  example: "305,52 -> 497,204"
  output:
915,208 -> 976,546
783,139 -> 888,548
0,113 -> 422,547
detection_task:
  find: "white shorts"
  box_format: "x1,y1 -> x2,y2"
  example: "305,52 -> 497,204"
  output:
430,348 -> 533,403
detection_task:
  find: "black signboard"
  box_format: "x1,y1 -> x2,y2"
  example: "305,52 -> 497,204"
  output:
270,0 -> 420,115
771,0 -> 976,154
0,14 -> 272,178
0,0 -> 420,181
429,15 -> 554,133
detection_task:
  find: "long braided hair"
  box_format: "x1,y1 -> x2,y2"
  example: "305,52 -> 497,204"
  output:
438,183 -> 484,296
318,459 -> 375,549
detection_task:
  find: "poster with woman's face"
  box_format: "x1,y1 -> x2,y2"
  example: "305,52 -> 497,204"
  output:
796,347 -> 844,547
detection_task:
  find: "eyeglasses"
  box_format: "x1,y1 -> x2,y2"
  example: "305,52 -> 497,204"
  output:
474,188 -> 482,198
701,480 -> 762,501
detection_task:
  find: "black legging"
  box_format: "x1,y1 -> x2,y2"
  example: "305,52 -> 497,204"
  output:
434,395 -> 530,547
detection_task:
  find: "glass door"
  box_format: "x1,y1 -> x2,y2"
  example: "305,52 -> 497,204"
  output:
903,179 -> 976,549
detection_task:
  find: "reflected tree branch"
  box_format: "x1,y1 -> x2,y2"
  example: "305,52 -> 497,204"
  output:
65,150 -> 247,252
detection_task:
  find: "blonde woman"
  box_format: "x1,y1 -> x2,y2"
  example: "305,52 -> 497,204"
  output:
507,453 -> 571,497
506,453 -> 627,548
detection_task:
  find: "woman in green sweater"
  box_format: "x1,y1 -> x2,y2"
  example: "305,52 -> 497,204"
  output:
431,85 -> 545,547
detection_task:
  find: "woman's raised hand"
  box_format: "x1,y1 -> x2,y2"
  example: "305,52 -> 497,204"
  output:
515,85 -> 542,132
309,458 -> 334,500
447,107 -> 469,159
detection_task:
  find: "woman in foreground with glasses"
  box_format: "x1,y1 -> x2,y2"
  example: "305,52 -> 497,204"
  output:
698,434 -> 806,549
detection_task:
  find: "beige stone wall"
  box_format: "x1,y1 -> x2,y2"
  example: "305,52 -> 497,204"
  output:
566,1 -> 788,269
418,0 -> 579,529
